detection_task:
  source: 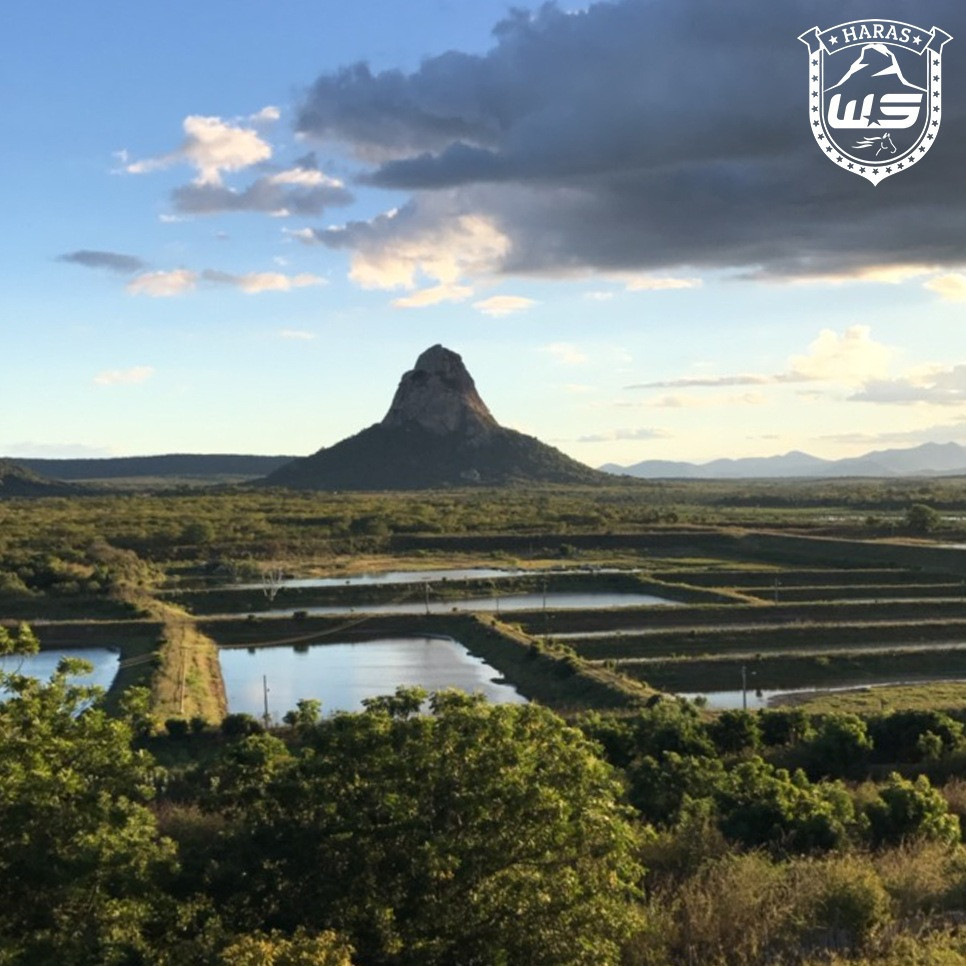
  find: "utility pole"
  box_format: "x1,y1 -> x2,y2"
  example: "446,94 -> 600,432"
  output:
741,665 -> 748,711
424,581 -> 430,616
262,675 -> 270,729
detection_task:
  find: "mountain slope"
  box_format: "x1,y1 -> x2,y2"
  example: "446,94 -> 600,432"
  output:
261,345 -> 605,490
0,460 -> 81,497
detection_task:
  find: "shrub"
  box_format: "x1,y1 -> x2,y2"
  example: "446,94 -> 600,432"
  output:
164,717 -> 190,739
865,773 -> 960,848
221,713 -> 264,738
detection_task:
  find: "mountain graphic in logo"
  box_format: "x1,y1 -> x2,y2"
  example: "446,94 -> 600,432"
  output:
827,43 -> 924,94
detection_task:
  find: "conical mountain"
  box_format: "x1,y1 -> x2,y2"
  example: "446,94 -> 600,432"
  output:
261,345 -> 605,490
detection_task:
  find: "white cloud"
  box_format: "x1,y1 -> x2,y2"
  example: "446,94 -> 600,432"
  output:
279,329 -> 316,340
126,111 -> 275,184
648,391 -> 767,409
126,269 -> 197,297
284,227 -> 317,244
267,166 -> 343,188
786,264 -> 935,287
787,325 -> 895,386
472,295 -> 536,317
925,273 -> 966,301
850,365 -> 966,407
202,270 -> 325,294
621,275 -> 703,292
320,199 -> 510,293
248,105 -> 281,124
541,342 -> 588,365
584,291 -> 614,301
93,365 -> 154,387
392,284 -> 473,309
577,427 -> 670,443
627,373 -> 772,390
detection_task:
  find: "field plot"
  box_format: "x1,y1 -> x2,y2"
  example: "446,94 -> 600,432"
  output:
523,561 -> 966,705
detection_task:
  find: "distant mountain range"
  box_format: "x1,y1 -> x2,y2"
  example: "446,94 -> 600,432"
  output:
17,454 -> 295,482
601,442 -> 966,479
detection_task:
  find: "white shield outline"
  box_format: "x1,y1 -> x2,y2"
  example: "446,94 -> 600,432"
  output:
799,21 -> 952,185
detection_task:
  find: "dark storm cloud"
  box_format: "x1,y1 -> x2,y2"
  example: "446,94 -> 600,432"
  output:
296,0 -> 966,278
58,250 -> 146,274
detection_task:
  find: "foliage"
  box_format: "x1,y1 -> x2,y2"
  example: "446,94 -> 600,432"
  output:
220,712 -> 264,738
0,635 -> 175,963
808,714 -> 874,778
906,503 -> 941,534
205,689 -> 644,965
864,773 -> 960,848
219,928 -> 355,965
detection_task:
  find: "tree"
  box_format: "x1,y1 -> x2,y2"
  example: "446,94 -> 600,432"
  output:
808,713 -> 873,778
283,697 -> 323,731
906,503 -> 941,534
709,709 -> 761,756
714,758 -> 856,854
207,689 -> 644,965
865,773 -> 960,847
0,631 -> 175,962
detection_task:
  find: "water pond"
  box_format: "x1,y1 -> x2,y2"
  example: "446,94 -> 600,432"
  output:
234,566 -> 635,590
253,591 -> 677,618
0,649 -> 119,694
220,635 -> 527,720
677,678 -> 966,710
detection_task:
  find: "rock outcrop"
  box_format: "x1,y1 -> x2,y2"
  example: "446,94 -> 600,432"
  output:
261,345 -> 605,491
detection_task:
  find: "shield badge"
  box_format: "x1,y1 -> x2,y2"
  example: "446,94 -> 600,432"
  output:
799,20 -> 952,185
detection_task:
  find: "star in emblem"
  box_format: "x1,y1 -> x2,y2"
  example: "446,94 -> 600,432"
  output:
913,35 -> 923,45
829,35 -> 838,45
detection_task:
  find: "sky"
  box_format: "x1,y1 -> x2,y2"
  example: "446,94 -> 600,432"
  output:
4,0 -> 966,468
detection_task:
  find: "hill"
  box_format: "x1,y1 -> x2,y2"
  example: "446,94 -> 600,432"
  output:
17,453 -> 295,484
0,460 -> 82,497
261,345 -> 605,490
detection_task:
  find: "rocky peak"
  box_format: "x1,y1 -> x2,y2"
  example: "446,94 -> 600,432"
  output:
381,345 -> 498,437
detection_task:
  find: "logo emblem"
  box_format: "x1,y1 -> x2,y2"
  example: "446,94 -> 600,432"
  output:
799,20 -> 952,185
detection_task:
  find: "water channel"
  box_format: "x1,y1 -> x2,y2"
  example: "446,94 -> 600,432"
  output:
234,566 -> 634,590
250,591 -> 677,618
220,635 -> 527,720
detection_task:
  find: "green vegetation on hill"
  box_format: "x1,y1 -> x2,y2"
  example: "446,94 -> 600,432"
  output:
261,422 -> 606,490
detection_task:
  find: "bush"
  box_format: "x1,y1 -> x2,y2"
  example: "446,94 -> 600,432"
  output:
164,717 -> 190,739
221,713 -> 264,738
798,855 -> 891,950
865,773 -> 960,848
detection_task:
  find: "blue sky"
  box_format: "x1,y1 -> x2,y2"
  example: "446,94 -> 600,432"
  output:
5,0 -> 966,467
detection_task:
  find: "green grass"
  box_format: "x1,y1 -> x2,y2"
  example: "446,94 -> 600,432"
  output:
616,647 -> 966,694
773,681 -> 966,715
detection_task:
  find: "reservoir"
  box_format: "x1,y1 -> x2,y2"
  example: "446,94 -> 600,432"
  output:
252,591 -> 677,618
220,635 -> 527,720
